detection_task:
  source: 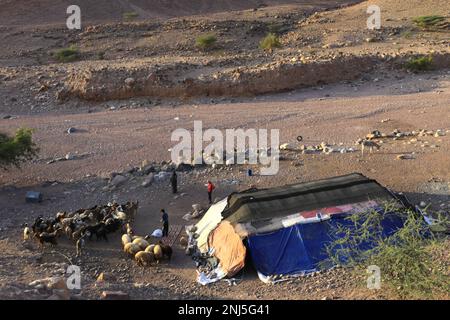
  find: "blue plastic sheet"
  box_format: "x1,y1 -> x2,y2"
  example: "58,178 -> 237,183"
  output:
247,212 -> 404,277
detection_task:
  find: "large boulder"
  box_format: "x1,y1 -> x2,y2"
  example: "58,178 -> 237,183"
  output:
154,171 -> 171,182
110,174 -> 127,186
141,173 -> 154,187
141,164 -> 156,175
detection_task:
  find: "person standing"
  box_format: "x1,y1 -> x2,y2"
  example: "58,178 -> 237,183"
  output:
207,181 -> 215,204
76,232 -> 87,257
161,209 -> 169,237
23,223 -> 31,242
170,171 -> 177,194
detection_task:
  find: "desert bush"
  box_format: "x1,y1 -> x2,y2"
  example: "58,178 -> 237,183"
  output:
195,34 -> 217,50
260,33 -> 281,52
413,15 -> 445,30
0,128 -> 39,169
405,55 -> 433,72
123,12 -> 139,21
54,45 -> 79,63
324,203 -> 449,299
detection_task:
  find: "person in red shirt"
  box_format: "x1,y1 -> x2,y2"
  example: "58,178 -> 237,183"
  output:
207,181 -> 215,204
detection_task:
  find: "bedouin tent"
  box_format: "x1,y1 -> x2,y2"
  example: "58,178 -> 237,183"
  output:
193,173 -> 407,283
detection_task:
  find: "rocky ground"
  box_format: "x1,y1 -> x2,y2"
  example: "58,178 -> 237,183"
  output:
1,72 -> 449,299
0,0 -> 449,300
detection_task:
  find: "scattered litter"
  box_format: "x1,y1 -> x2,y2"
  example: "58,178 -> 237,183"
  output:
419,201 -> 427,208
26,191 -> 42,203
197,267 -> 226,286
101,291 -> 129,300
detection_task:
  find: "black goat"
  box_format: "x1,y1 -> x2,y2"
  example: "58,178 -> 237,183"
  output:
105,218 -> 122,233
86,223 -> 108,241
35,229 -> 62,247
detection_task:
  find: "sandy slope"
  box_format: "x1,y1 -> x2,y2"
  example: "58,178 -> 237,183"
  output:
0,0 -> 360,26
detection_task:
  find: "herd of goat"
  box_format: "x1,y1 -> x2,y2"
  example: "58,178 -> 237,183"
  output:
23,200 -> 174,268
24,201 -> 139,247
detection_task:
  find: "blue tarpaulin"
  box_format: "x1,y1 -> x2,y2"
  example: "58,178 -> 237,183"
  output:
247,212 -> 404,277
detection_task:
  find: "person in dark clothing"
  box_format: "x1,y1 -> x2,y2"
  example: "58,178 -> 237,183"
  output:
161,209 -> 169,237
170,171 -> 177,194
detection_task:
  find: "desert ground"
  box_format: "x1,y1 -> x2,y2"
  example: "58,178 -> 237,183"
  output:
0,0 -> 449,300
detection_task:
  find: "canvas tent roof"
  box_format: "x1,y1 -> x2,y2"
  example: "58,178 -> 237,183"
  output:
194,198 -> 228,253
222,173 -> 396,226
193,173 -> 405,284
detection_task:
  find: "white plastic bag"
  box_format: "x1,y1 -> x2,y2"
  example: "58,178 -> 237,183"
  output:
151,229 -> 163,238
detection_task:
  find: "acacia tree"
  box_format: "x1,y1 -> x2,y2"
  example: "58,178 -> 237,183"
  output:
0,128 -> 39,169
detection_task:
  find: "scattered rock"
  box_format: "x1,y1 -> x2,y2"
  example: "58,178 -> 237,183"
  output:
154,171 -> 171,182
279,143 -> 296,151
365,37 -> 378,43
97,272 -> 115,282
141,173 -> 154,187
396,154 -> 414,160
141,164 -> 156,175
434,130 -> 445,137
110,174 -> 127,186
65,153 -> 75,160
124,78 -> 135,87
176,162 -> 194,172
53,288 -> 71,300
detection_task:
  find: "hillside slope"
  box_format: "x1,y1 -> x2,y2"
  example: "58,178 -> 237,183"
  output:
0,0 -> 361,26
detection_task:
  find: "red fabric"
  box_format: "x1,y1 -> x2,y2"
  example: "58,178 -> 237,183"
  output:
207,182 -> 215,193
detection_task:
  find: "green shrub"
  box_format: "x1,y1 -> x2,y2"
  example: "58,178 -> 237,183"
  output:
260,33 -> 281,52
0,128 -> 39,169
195,34 -> 217,50
405,55 -> 433,72
323,203 -> 449,299
54,45 -> 79,63
413,15 -> 445,30
123,12 -> 139,21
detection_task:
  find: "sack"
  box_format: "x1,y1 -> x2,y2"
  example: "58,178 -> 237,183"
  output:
151,229 -> 163,238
